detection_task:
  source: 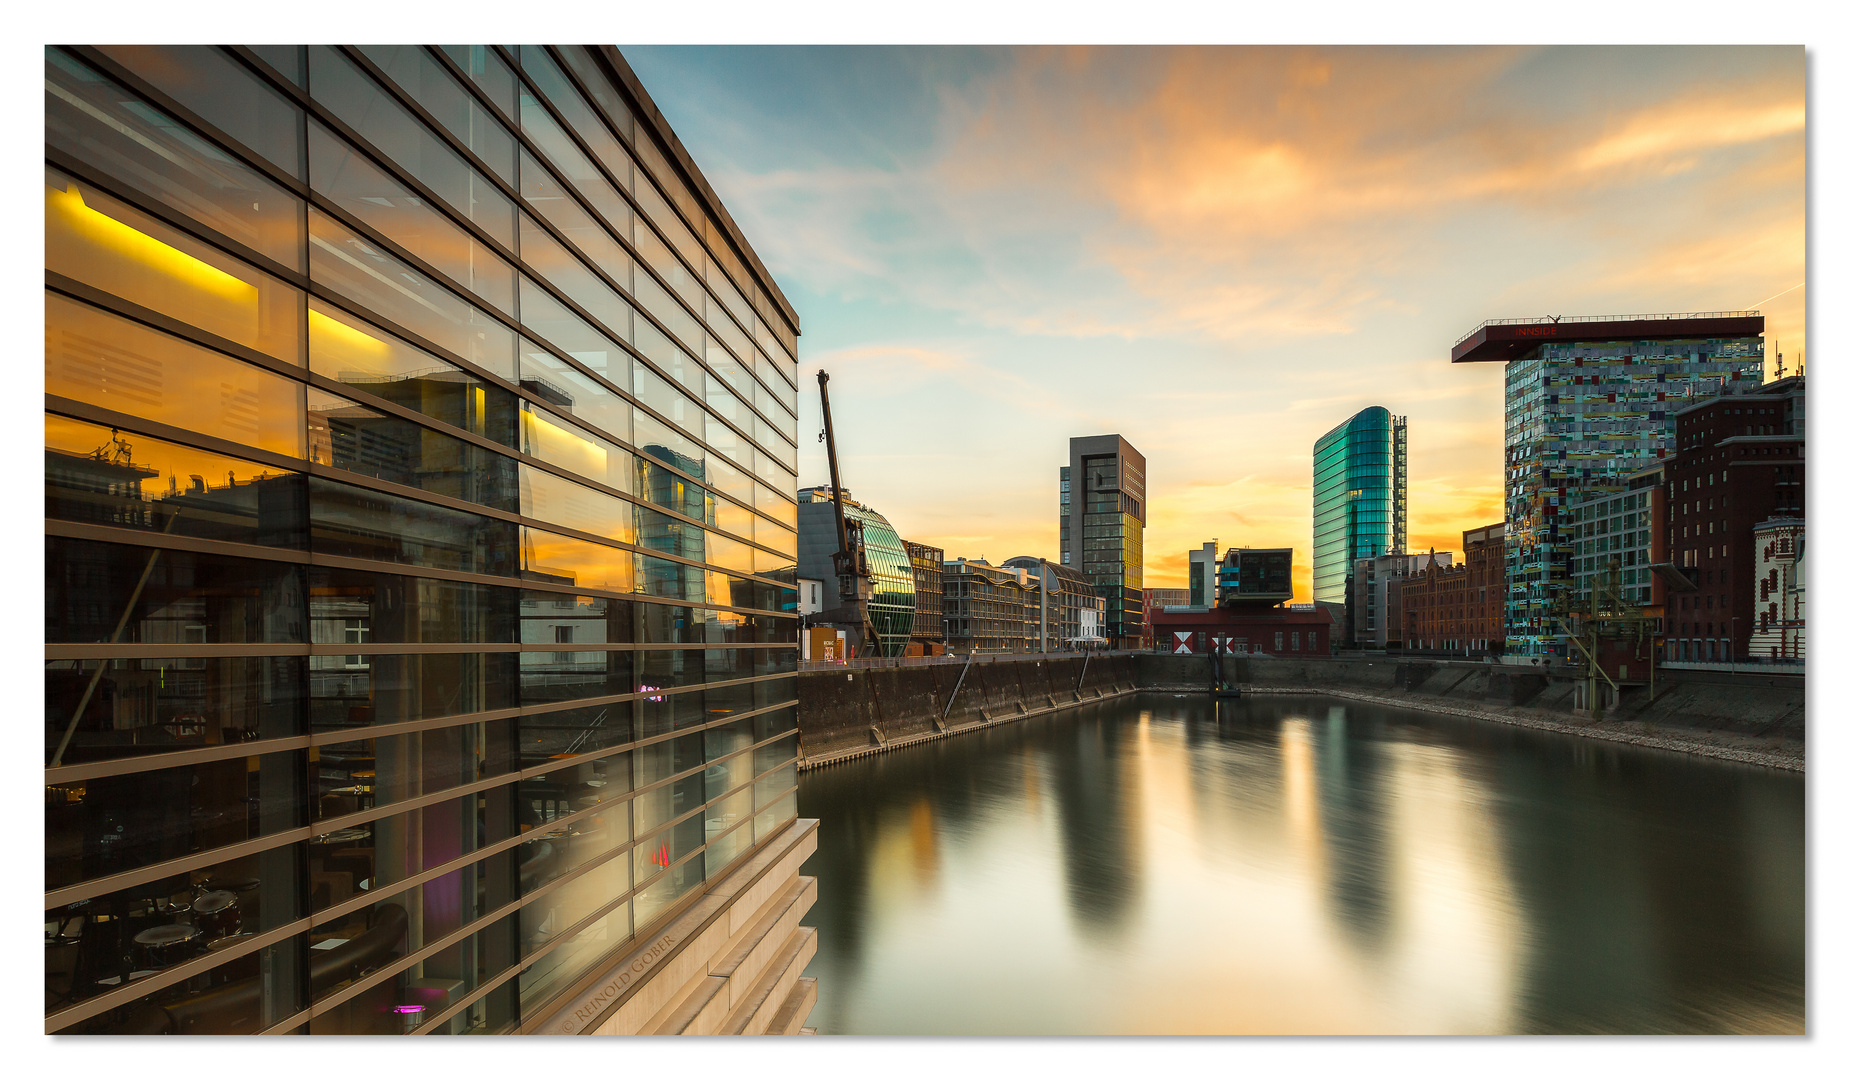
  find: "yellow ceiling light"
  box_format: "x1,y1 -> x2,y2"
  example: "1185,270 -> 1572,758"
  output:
46,182 -> 256,303
308,307 -> 391,358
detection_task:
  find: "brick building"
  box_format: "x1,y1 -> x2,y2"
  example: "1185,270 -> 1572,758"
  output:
1661,376 -> 1805,661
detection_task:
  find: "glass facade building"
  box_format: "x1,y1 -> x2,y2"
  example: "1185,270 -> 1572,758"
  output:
44,45 -> 805,1034
1452,313 -> 1764,655
1063,435 -> 1145,647
1311,407 -> 1407,605
794,488 -> 916,657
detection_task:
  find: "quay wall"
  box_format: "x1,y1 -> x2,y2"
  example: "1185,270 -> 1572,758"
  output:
796,654 -> 1138,767
798,652 -> 1803,771
1142,653 -> 1805,767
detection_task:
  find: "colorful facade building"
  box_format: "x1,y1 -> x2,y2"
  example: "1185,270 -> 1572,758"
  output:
1451,311 -> 1765,656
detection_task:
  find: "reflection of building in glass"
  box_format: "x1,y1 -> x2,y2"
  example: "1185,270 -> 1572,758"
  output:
44,45 -> 812,1036
1312,407 -> 1406,606
1452,312 -> 1765,655
1063,435 -> 1146,648
795,487 -> 916,657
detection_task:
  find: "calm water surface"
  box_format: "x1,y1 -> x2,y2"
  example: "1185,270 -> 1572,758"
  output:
796,695 -> 1804,1035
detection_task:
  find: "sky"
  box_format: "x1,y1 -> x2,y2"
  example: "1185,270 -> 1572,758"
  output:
622,45 -> 1806,598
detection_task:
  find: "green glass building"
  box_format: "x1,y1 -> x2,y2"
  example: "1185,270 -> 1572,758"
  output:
1311,407 -> 1407,605
795,488 -> 916,657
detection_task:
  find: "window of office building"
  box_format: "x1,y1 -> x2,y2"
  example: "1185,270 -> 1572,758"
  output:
44,45 -> 799,1035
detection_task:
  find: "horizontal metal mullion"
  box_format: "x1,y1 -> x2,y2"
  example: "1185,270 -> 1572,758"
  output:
45,736 -> 313,785
63,46 -> 312,200
45,825 -> 313,911
41,518 -> 797,620
45,275 -> 305,380
44,150 -> 309,290
501,63 -> 798,484
45,913 -> 314,1033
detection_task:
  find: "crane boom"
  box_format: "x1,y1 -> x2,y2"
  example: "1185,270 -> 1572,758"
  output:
815,370 -> 879,657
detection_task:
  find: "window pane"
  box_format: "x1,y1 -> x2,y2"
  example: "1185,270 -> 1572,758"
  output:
47,170 -> 303,364
308,209 -> 515,381
519,649 -> 633,706
522,527 -> 634,594
46,654 -> 305,767
521,403 -> 632,495
308,386 -> 520,513
95,45 -> 304,178
356,45 -> 515,182
307,46 -> 513,248
309,651 -> 517,734
519,214 -> 633,342
520,464 -> 636,544
307,475 -> 520,576
517,336 -> 631,444
309,566 -> 517,645
307,299 -> 519,449
45,413 -> 308,548
519,148 -> 631,293
308,121 -> 514,312
47,537 -> 305,646
46,49 -> 304,270
46,749 -> 303,891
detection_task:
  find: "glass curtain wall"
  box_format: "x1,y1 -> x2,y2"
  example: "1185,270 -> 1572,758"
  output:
1311,407 -> 1407,605
43,44 -> 801,1035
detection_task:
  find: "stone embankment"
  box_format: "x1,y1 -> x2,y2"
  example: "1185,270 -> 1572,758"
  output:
1145,653 -> 1805,773
797,652 -> 1804,772
796,654 -> 1137,768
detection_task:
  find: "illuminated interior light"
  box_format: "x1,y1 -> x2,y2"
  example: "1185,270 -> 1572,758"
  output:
308,308 -> 391,357
46,182 -> 256,303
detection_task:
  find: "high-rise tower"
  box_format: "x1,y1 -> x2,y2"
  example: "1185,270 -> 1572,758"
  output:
1451,311 -> 1764,655
1062,435 -> 1146,648
1311,407 -> 1407,605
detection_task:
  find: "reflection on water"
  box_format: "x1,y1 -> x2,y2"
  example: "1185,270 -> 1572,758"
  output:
798,695 -> 1804,1035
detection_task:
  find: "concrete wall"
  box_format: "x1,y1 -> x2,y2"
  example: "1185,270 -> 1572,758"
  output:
799,652 -> 1803,768
1139,653 -> 1805,744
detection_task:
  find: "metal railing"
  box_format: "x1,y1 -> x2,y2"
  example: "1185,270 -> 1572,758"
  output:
1453,310 -> 1762,347
798,649 -> 1140,673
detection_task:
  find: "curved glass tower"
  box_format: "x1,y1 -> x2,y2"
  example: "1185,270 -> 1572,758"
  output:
795,488 -> 916,656
1312,407 -> 1408,604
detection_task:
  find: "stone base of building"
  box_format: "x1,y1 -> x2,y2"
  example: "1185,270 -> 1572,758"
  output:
526,819 -> 819,1035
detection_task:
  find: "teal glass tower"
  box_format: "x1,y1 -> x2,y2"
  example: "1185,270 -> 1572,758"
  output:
1311,407 -> 1407,604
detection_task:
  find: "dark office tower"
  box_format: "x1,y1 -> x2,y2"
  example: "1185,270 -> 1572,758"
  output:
1064,436 -> 1146,648
44,45 -> 817,1036
1452,311 -> 1764,656
1312,407 -> 1407,606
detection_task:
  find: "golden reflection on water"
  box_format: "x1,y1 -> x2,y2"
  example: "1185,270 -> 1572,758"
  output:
799,698 -> 1804,1035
